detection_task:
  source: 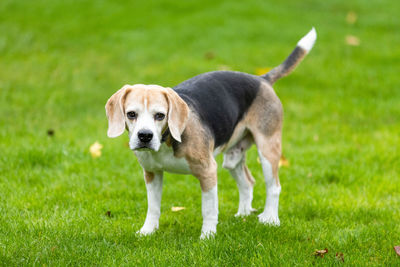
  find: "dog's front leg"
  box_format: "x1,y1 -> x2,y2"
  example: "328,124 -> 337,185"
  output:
138,171 -> 163,235
200,185 -> 218,239
196,159 -> 218,239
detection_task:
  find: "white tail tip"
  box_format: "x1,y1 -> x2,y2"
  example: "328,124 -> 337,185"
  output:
297,27 -> 317,52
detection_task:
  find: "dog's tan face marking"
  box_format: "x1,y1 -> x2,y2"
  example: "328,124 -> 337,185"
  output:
105,84 -> 190,151
124,85 -> 169,151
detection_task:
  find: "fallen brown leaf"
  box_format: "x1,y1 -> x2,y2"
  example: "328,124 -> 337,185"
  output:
279,155 -> 290,168
47,129 -> 55,137
105,211 -> 111,217
394,246 -> 400,256
204,51 -> 215,60
314,248 -> 328,258
346,11 -> 358,24
255,67 -> 272,76
171,207 -> 185,212
345,35 -> 360,46
336,252 -> 344,262
89,141 -> 103,158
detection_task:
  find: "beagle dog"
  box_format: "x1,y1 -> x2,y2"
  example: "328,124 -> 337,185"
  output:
105,28 -> 316,239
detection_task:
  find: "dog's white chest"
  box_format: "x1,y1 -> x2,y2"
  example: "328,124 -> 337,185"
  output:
134,143 -> 191,174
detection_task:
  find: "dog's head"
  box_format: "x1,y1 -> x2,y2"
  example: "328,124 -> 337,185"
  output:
105,84 -> 189,151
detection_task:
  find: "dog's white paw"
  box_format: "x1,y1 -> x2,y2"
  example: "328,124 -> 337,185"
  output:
235,207 -> 257,217
137,224 -> 158,236
200,223 -> 217,239
258,211 -> 280,226
200,229 -> 216,240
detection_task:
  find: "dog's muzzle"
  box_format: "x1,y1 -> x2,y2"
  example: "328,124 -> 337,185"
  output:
138,129 -> 153,143
131,129 -> 156,151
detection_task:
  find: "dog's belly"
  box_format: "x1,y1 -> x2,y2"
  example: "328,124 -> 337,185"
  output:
135,143 -> 192,174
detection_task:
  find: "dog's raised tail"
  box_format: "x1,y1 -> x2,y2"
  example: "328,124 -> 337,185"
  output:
262,27 -> 317,84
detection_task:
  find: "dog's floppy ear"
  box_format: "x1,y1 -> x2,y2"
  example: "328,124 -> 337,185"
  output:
105,85 -> 130,138
165,87 -> 189,142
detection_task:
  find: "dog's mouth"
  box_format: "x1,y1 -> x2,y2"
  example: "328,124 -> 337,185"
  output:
131,143 -> 155,151
134,146 -> 153,151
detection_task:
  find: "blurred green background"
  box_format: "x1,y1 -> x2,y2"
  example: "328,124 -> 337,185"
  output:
0,0 -> 399,265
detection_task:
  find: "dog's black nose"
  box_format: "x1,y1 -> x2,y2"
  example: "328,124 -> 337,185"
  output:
138,130 -> 153,143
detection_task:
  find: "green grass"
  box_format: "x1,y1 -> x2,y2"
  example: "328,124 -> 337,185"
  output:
1,0 -> 399,265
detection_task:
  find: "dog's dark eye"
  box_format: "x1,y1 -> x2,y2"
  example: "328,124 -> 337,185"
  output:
154,113 -> 165,121
127,111 -> 137,119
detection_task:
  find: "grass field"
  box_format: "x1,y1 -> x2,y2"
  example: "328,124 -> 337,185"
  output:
1,0 -> 400,265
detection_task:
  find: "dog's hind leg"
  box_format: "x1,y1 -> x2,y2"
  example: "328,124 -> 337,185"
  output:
223,136 -> 256,216
253,131 -> 282,226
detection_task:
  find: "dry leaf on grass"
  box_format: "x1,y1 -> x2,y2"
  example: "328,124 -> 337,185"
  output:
204,51 -> 215,60
346,35 -> 360,46
346,11 -> 358,24
314,248 -> 328,258
255,67 -> 272,76
89,141 -> 103,158
279,155 -> 290,168
336,252 -> 344,262
394,246 -> 400,256
171,207 -> 185,212
47,129 -> 55,137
